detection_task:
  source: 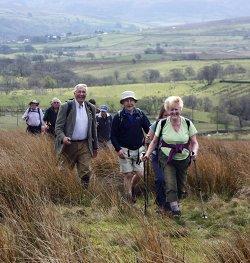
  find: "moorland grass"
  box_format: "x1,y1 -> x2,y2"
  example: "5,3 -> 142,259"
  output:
0,131 -> 249,262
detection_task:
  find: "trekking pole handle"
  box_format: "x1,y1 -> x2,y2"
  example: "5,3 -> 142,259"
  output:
141,151 -> 148,162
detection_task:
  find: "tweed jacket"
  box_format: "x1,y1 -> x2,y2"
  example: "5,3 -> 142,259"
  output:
55,100 -> 98,156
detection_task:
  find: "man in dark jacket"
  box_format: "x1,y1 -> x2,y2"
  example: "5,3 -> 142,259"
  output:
43,97 -> 61,136
96,105 -> 112,147
111,91 -> 150,203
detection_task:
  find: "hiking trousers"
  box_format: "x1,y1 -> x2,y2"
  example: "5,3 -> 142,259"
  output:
151,153 -> 167,208
159,150 -> 190,203
27,125 -> 41,134
61,140 -> 92,187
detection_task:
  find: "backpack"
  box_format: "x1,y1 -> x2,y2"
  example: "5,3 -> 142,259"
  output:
26,107 -> 42,126
117,108 -> 144,128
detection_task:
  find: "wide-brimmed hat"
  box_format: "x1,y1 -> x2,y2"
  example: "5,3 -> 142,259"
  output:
100,105 -> 109,112
120,91 -> 138,104
51,97 -> 61,104
29,99 -> 39,105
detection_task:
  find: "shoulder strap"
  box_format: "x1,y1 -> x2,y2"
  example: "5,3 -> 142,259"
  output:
159,119 -> 167,139
85,101 -> 95,114
38,107 -> 42,125
136,108 -> 144,118
66,101 -> 73,118
158,118 -> 189,136
118,108 -> 144,127
184,118 -> 190,130
155,119 -> 167,151
118,110 -> 123,126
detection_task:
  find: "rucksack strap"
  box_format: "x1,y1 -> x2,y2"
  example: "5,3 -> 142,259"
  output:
38,108 -> 42,126
118,108 -> 144,127
66,101 -> 73,118
157,118 -> 190,136
185,118 -> 190,130
157,117 -> 191,154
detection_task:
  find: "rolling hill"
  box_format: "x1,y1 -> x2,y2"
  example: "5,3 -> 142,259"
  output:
1,0 -> 250,39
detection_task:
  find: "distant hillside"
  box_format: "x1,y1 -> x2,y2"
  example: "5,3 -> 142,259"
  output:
1,0 -> 250,39
0,9 -> 136,41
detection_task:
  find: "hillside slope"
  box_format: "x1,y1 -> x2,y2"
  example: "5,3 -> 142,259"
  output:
1,0 -> 250,39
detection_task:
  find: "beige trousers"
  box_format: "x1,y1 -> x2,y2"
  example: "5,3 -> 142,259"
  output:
61,140 -> 92,185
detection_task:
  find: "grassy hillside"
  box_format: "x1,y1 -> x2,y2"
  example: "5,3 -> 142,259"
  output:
1,80 -> 249,107
2,16 -> 250,61
72,58 -> 250,81
1,80 -> 249,132
1,0 -> 250,39
1,18 -> 250,132
0,132 -> 249,262
0,8 -> 132,40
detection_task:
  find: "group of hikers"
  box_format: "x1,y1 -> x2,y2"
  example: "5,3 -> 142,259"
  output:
22,83 -> 199,218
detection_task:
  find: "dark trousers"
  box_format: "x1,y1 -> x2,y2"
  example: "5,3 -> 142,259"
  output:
151,153 -> 167,208
27,125 -> 41,134
159,151 -> 190,203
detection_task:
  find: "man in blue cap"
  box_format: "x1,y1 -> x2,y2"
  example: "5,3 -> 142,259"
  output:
96,105 -> 112,147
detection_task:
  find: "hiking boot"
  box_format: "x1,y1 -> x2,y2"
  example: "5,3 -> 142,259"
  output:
164,202 -> 172,212
124,194 -> 136,204
81,176 -> 90,189
172,210 -> 181,218
131,187 -> 137,203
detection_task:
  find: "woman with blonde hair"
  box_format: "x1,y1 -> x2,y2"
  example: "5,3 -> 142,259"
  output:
142,96 -> 199,217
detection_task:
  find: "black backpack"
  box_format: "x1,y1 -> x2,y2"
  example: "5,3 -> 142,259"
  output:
117,108 -> 144,128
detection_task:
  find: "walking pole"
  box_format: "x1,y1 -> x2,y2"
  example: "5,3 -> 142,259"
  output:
193,159 -> 207,219
142,152 -> 148,215
146,153 -> 149,207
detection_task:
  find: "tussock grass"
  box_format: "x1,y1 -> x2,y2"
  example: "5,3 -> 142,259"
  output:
208,231 -> 250,263
188,137 -> 250,198
0,131 -> 84,205
0,131 -> 249,262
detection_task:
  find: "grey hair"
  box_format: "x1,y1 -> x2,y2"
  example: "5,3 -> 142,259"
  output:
164,96 -> 184,111
73,83 -> 88,93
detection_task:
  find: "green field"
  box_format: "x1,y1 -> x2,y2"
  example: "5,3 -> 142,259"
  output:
73,58 -> 250,81
1,80 -> 249,107
0,80 -> 249,132
0,19 -> 250,132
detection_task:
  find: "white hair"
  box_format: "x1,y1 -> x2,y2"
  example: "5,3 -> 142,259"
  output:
164,96 -> 184,111
51,97 -> 61,104
73,83 -> 88,93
